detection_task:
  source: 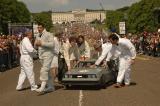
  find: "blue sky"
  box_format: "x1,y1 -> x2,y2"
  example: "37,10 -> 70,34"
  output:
18,0 -> 140,13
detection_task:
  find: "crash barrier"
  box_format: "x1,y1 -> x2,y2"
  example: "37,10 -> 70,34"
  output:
0,49 -> 20,72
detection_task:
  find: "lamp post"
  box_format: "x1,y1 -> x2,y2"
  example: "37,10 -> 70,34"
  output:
8,21 -> 11,35
30,15 -> 34,36
0,16 -> 2,35
124,13 -> 128,34
153,7 -> 160,27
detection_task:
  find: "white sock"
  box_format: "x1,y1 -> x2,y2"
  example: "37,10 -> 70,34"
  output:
38,81 -> 47,91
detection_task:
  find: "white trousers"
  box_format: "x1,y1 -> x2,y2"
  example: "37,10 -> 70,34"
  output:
40,56 -> 54,89
16,55 -> 36,89
117,57 -> 132,85
51,55 -> 58,68
39,55 -> 53,81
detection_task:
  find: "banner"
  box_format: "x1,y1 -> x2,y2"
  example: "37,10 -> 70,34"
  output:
119,22 -> 126,34
8,23 -> 33,36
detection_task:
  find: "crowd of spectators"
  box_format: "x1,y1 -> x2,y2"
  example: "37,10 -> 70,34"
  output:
54,23 -> 108,59
57,23 -> 106,50
129,32 -> 160,57
0,35 -> 22,72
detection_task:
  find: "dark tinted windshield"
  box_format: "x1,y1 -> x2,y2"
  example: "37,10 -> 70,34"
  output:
75,61 -> 95,68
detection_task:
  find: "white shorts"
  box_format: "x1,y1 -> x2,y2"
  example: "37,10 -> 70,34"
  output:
51,55 -> 58,68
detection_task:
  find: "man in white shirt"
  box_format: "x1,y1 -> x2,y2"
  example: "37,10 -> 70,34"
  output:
16,31 -> 37,91
94,42 -> 112,66
108,34 -> 136,88
34,24 -> 55,92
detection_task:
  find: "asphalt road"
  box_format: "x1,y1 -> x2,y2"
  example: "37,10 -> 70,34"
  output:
0,55 -> 160,106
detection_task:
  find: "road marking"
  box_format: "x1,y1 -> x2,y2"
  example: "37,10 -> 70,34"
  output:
79,90 -> 84,106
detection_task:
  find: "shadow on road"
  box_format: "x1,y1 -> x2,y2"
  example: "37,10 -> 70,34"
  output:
16,82 -> 137,94
37,90 -> 54,96
129,82 -> 137,86
17,87 -> 31,91
37,85 -> 64,96
63,81 -> 137,90
64,82 -> 115,91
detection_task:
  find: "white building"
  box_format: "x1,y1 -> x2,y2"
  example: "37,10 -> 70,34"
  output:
52,9 -> 106,24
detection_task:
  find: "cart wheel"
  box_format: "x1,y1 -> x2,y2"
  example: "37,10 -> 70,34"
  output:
64,85 -> 71,89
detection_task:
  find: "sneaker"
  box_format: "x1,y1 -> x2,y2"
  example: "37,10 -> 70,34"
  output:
16,87 -> 23,91
124,84 -> 130,87
35,88 -> 45,93
35,81 -> 47,93
31,85 -> 38,91
35,87 -> 54,93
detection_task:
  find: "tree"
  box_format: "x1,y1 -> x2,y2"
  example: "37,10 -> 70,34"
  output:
32,12 -> 52,31
105,10 -> 124,33
0,0 -> 30,34
117,6 -> 130,12
127,0 -> 159,33
105,0 -> 160,33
